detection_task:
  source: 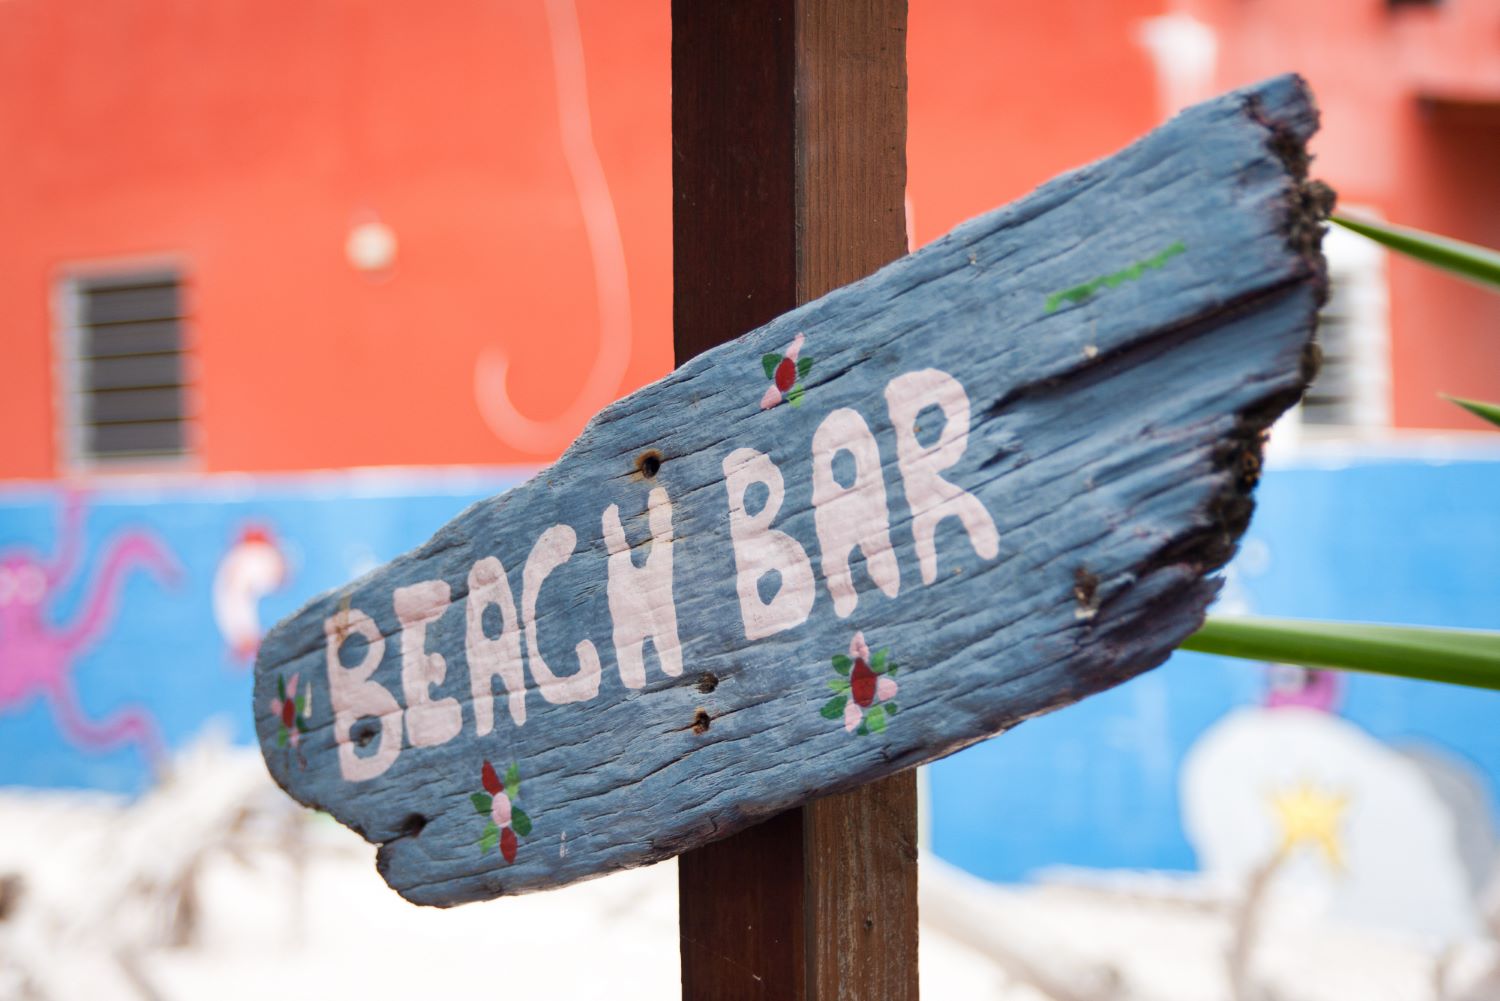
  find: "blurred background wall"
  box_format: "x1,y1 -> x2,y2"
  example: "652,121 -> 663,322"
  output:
2,0 -> 1499,948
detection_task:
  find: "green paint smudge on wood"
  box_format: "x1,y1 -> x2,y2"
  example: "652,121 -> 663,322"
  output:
1045,241 -> 1187,312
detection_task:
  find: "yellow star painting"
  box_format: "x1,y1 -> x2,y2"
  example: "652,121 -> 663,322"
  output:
1269,781 -> 1349,870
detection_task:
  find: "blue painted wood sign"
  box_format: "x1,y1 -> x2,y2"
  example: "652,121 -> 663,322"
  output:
254,75 -> 1331,906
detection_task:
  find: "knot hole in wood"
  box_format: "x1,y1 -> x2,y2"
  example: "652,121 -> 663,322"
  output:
635,449 -> 663,479
1073,567 -> 1100,621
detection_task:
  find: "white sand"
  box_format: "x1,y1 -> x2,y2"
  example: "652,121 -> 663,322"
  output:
1,750 -> 1492,1001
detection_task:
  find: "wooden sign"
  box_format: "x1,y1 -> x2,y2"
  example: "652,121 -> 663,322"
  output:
254,75 -> 1330,907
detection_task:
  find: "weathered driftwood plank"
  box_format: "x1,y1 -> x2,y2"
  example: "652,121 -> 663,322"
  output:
253,75 -> 1330,907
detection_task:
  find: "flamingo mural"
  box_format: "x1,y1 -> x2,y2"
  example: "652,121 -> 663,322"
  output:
0,494 -> 178,771
212,524 -> 289,664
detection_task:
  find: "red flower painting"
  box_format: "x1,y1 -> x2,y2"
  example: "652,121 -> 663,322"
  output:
269,673 -> 310,749
760,333 -> 813,409
472,760 -> 533,863
820,631 -> 900,735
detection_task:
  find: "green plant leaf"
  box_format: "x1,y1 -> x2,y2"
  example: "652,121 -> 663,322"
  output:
787,384 -> 804,407
277,676 -> 286,701
505,762 -> 521,798
856,719 -> 869,736
832,654 -> 851,675
762,354 -> 781,379
872,648 -> 888,673
1443,394 -> 1500,429
471,792 -> 493,815
1182,616 -> 1500,691
820,694 -> 848,720
276,728 -> 287,748
797,357 -> 812,379
827,677 -> 851,692
294,693 -> 306,714
885,702 -> 899,716
1332,215 -> 1500,292
295,717 -> 308,733
478,822 -> 499,853
866,704 -> 887,733
886,662 -> 898,676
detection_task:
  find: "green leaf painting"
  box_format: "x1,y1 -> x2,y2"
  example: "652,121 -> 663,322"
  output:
512,807 -> 533,837
505,762 -> 521,799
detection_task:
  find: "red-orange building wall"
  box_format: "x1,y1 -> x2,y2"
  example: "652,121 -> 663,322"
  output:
1183,0 -> 1500,430
3,1 -> 1497,482
0,1 -> 675,478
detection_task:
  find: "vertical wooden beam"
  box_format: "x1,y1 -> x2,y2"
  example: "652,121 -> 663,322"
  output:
673,3 -> 916,999
671,2 -> 797,365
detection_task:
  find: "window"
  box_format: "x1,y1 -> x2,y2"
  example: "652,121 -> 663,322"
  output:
1294,219 -> 1391,431
57,268 -> 194,466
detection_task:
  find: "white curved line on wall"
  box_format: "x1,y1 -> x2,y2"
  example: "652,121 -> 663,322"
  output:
475,0 -> 633,455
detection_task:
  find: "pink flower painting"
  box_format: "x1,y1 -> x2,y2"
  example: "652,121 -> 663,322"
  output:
472,760 -> 533,863
269,673 -> 310,749
760,333 -> 813,409
820,631 -> 900,736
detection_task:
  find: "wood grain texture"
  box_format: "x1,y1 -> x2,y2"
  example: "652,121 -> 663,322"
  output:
673,4 -> 806,997
804,776 -> 919,999
793,3 -> 918,999
252,74 -> 1330,910
671,1 -> 795,365
675,3 -> 917,999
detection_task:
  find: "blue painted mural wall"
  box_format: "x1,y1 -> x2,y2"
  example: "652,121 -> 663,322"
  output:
0,469 -> 530,793
929,445 -> 1500,882
4,449 -> 1498,889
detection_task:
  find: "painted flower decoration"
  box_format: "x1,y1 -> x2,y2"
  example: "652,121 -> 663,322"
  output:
760,333 -> 813,409
471,760 -> 533,863
270,673 -> 310,748
820,631 -> 899,735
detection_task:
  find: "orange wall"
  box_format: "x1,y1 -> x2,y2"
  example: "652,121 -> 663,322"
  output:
0,0 -> 1170,481
0,0 -> 673,478
1184,0 -> 1500,430
907,0 -> 1166,246
4,1 -> 1497,482
1387,101 -> 1500,428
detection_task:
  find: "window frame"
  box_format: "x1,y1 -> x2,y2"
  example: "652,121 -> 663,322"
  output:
52,259 -> 199,473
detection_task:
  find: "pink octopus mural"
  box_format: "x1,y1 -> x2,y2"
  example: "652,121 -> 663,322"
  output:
0,494 -> 179,771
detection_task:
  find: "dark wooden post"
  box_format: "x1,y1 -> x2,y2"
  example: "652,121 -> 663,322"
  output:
672,3 -> 917,999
